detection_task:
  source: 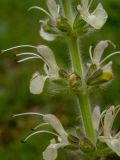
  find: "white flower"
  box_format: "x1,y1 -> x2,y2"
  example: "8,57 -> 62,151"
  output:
88,40 -> 117,81
28,0 -> 60,41
13,112 -> 69,160
43,139 -> 58,160
2,44 -> 59,94
39,0 -> 61,41
29,45 -> 59,94
87,40 -> 120,85
42,114 -> 69,160
29,72 -> 47,95
77,0 -> 108,29
18,45 -> 59,95
99,106 -> 120,156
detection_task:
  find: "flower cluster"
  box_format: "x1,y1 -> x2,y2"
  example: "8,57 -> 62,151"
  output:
30,0 -> 71,41
92,105 -> 120,156
2,0 -> 120,159
13,112 -> 69,160
28,0 -> 108,40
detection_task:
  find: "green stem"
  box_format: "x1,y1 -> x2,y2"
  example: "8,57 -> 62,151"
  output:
61,0 -> 73,25
69,38 -> 96,145
78,93 -> 96,143
61,0 -> 96,144
69,38 -> 83,75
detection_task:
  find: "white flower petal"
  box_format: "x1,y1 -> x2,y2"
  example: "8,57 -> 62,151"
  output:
93,40 -> 109,65
91,3 -> 108,29
43,139 -> 58,160
105,138 -> 120,157
79,2 -> 108,29
37,45 -> 59,79
42,114 -> 69,160
103,106 -> 115,137
92,106 -> 101,132
29,72 -> 47,94
37,45 -> 55,66
40,26 -> 56,41
43,114 -> 68,141
46,0 -> 59,19
43,137 -> 68,160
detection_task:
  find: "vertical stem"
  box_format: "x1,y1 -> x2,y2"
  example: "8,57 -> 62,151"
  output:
61,0 -> 73,25
78,93 -> 96,143
61,0 -> 96,144
69,38 -> 83,75
69,38 -> 96,144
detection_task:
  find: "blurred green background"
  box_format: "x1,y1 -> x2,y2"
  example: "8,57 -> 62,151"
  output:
0,0 -> 120,159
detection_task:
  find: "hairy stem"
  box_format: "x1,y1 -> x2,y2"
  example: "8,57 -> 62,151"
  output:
61,0 -> 73,25
62,0 -> 96,144
69,38 -> 96,144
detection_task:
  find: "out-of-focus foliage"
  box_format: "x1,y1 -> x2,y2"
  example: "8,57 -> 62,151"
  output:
0,0 -> 120,159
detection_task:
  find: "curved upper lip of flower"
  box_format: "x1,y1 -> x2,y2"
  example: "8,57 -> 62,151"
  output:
89,40 -> 116,68
46,0 -> 60,20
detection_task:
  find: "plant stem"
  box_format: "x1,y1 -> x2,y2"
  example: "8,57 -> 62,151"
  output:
69,38 -> 96,145
69,38 -> 83,75
61,0 -> 73,25
78,93 -> 96,143
61,0 -> 96,144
